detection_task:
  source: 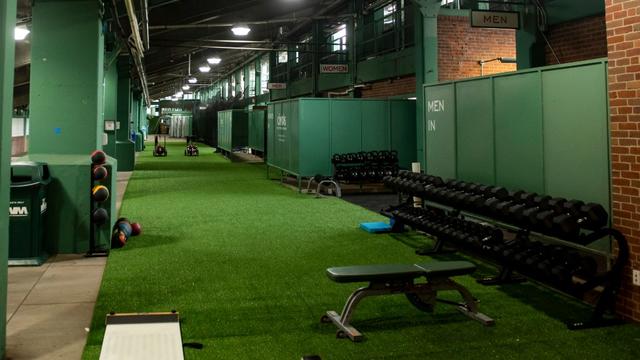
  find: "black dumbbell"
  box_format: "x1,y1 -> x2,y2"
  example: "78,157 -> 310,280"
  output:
506,192 -> 539,222
473,186 -> 508,215
493,190 -> 533,220
388,150 -> 398,163
397,170 -> 410,178
551,201 -> 607,239
516,195 -> 552,227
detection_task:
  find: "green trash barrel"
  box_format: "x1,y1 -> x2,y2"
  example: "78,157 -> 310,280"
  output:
9,161 -> 51,265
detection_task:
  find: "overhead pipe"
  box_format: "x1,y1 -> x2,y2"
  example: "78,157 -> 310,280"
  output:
156,38 -> 273,44
123,0 -> 151,104
140,0 -> 150,51
124,0 -> 145,56
148,14 -> 355,30
109,0 -> 180,20
152,42 -> 341,54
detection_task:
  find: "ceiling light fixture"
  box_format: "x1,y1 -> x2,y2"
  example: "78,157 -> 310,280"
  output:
199,65 -> 211,73
14,26 -> 29,41
182,84 -> 190,90
231,25 -> 251,36
207,57 -> 222,65
188,77 -> 198,84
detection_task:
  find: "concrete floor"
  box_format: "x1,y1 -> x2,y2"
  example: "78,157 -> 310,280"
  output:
5,171 -> 133,360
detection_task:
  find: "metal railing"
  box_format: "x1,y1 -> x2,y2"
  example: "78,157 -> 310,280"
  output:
356,2 -> 414,60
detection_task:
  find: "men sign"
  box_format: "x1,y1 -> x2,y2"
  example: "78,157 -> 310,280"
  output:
471,10 -> 520,29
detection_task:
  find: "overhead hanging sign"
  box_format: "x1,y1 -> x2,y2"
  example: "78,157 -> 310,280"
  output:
320,64 -> 349,73
268,83 -> 287,90
471,10 -> 520,29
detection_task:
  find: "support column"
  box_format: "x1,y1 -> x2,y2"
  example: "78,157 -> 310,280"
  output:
416,0 -> 440,170
131,92 -> 144,151
24,0 -> 117,254
115,56 -> 135,170
0,1 -> 17,356
103,54 -> 118,157
29,0 -> 105,154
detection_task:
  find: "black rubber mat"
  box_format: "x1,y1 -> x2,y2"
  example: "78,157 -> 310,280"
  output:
341,193 -> 400,213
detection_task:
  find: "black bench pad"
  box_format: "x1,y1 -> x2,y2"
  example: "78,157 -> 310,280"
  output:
414,261 -> 476,278
326,261 -> 476,283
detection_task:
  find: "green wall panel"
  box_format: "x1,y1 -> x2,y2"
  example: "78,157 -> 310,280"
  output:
298,100 -> 331,176
542,63 -> 610,208
318,74 -> 351,92
290,101 -> 300,174
494,73 -> 544,193
391,100 -> 418,171
217,110 -> 248,152
248,110 -> 266,152
357,47 -> 416,83
361,101 -> 389,151
423,60 -> 610,212
290,78 -> 313,97
0,1 -> 17,355
425,84 -> 456,179
330,101 -> 363,154
265,104 -> 276,161
267,98 -> 416,177
455,79 -> 495,185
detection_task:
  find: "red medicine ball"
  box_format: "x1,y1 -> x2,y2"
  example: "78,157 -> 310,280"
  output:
91,150 -> 107,165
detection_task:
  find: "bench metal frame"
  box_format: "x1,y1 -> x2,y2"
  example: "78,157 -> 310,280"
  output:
322,276 -> 494,342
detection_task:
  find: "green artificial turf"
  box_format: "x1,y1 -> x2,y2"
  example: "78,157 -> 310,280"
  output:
83,142 -> 640,359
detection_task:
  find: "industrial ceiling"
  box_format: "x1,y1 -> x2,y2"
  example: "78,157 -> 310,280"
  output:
12,0 -> 349,106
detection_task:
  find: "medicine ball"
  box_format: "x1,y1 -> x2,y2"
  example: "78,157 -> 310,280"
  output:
93,166 -> 108,181
90,150 -> 107,165
111,219 -> 132,248
92,185 -> 110,202
91,208 -> 109,226
130,222 -> 142,236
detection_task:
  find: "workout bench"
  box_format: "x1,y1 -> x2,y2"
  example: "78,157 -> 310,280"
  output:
322,261 -> 494,341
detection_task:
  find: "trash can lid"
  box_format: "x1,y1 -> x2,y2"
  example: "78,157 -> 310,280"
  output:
10,161 -> 51,184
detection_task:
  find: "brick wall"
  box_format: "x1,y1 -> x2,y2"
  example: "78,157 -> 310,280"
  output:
360,76 -> 416,98
605,0 -> 640,322
438,15 -> 516,81
11,136 -> 27,157
545,15 -> 608,65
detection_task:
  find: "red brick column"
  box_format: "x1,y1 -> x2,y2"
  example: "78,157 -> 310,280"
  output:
605,0 -> 640,321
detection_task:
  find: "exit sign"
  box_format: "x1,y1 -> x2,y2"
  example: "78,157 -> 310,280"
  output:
471,10 -> 520,29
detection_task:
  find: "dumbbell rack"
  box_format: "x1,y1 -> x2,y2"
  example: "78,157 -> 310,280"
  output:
381,172 -> 629,330
331,151 -> 399,191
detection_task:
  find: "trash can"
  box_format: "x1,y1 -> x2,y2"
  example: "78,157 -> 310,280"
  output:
9,161 -> 51,265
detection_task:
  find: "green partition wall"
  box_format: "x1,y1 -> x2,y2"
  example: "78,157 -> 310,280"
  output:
423,59 -> 610,210
248,109 -> 267,153
267,98 -> 417,178
424,84 -> 456,179
0,0 -> 17,356
217,110 -> 249,152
